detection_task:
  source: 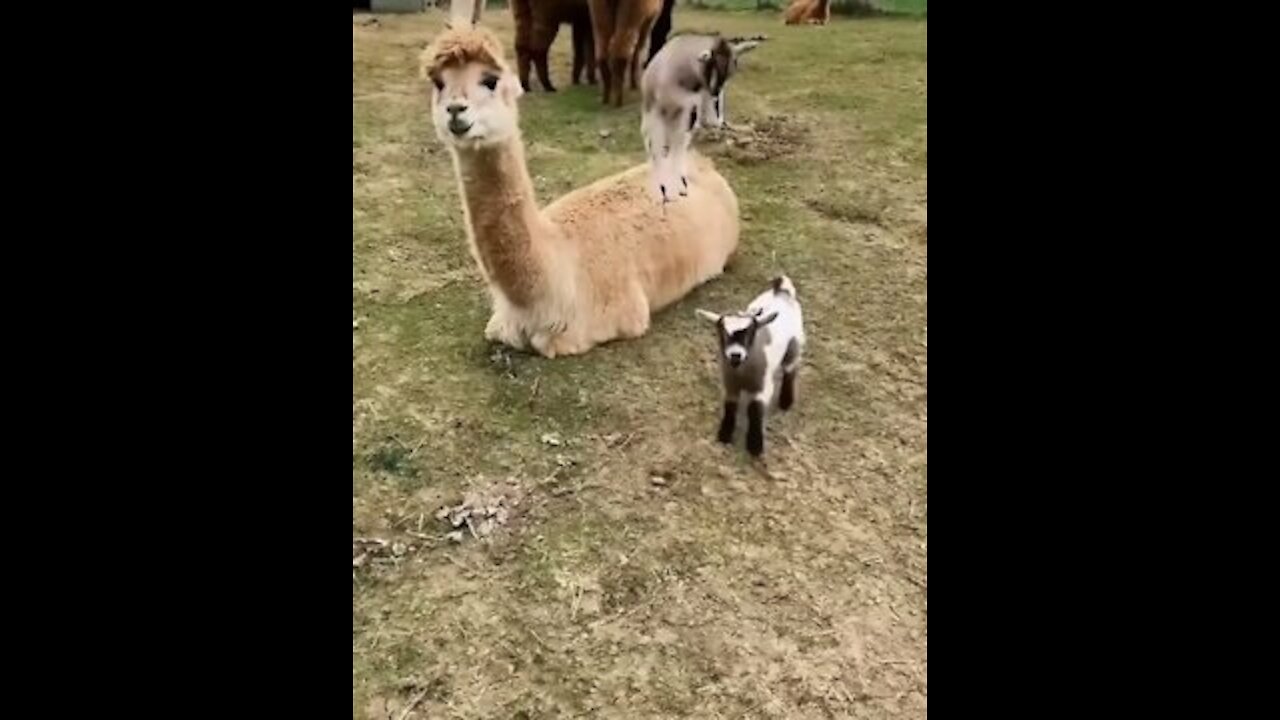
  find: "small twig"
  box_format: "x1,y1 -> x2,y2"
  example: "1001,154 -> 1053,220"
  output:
396,686 -> 431,720
407,435 -> 429,459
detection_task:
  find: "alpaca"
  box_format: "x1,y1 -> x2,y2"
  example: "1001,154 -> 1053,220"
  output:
511,0 -> 595,92
645,0 -> 676,67
588,0 -> 662,106
420,22 -> 741,358
784,0 -> 831,25
641,33 -> 764,202
696,276 -> 806,457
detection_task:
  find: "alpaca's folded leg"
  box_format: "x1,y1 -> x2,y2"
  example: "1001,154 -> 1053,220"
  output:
530,328 -> 590,358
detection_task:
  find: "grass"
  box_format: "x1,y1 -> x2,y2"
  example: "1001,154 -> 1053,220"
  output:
354,7 -> 925,719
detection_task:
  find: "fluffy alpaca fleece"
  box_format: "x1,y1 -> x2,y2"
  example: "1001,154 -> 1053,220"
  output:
588,0 -> 663,106
510,0 -> 595,92
783,0 -> 831,25
421,26 -> 740,358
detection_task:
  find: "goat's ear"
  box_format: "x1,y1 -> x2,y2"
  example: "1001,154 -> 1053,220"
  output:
755,311 -> 779,327
697,49 -> 713,63
695,309 -> 721,324
730,36 -> 766,56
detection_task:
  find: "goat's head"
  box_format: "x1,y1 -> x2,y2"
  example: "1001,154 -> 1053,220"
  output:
695,35 -> 766,128
696,308 -> 779,368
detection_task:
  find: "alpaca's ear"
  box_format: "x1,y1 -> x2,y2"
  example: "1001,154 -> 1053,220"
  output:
695,309 -> 721,324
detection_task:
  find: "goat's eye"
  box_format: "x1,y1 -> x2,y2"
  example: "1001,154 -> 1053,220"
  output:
480,74 -> 499,91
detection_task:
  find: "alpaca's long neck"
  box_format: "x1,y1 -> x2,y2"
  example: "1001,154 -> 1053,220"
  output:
452,138 -> 550,308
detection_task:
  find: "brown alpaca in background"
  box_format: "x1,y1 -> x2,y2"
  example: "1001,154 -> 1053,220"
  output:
783,0 -> 831,25
511,0 -> 596,92
588,0 -> 661,106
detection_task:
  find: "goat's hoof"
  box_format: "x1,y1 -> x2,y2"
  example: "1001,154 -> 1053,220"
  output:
717,430 -> 733,444
747,442 -> 764,457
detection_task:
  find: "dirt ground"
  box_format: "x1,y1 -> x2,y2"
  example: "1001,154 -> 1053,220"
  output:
354,7 -> 925,718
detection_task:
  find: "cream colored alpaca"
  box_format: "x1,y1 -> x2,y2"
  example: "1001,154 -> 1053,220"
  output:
420,22 -> 740,358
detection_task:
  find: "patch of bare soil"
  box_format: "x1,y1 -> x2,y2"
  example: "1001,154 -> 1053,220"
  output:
703,114 -> 810,164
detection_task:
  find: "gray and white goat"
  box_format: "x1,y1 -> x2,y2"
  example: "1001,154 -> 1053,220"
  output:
697,276 -> 805,457
640,32 -> 764,203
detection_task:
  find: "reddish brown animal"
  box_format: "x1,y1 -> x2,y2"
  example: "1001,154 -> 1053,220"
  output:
783,0 -> 831,25
588,0 -> 661,106
512,0 -> 596,92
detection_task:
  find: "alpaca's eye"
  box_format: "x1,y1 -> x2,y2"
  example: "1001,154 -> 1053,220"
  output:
480,75 -> 499,91
431,77 -> 444,92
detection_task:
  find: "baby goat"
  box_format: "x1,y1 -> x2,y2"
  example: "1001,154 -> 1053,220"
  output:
640,32 -> 764,203
697,276 -> 805,457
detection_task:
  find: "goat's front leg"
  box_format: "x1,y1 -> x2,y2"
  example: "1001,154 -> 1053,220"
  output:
746,398 -> 766,456
718,399 -> 737,444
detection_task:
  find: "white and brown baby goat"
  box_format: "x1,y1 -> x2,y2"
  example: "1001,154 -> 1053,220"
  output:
697,276 -> 805,457
640,32 -> 764,203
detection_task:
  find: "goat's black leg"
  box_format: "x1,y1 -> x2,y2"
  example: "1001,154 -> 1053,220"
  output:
717,401 -> 737,444
779,371 -> 796,411
746,400 -> 765,456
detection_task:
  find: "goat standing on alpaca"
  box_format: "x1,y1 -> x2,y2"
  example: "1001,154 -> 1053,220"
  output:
588,0 -> 662,106
641,33 -> 763,203
697,276 -> 806,457
511,0 -> 595,92
784,0 -> 831,25
421,16 -> 740,358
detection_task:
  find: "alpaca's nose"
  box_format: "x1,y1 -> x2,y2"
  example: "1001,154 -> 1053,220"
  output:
446,103 -> 467,117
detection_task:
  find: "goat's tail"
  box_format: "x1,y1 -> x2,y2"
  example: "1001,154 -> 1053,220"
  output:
771,275 -> 797,298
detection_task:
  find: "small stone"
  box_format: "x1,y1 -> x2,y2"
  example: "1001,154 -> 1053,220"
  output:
353,319 -> 360,330
599,129 -> 612,138
650,476 -> 667,486
540,432 -> 563,447
392,542 -> 407,556
445,530 -> 464,543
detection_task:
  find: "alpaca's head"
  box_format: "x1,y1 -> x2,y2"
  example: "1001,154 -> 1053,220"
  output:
420,26 -> 523,150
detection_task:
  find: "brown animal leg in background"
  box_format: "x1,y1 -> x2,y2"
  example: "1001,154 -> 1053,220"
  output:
610,56 -> 629,105
572,20 -> 596,85
630,16 -> 655,90
516,47 -> 533,92
588,0 -> 615,104
531,19 -> 560,92
512,0 -> 534,91
607,24 -> 641,106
